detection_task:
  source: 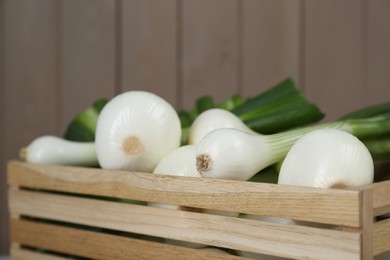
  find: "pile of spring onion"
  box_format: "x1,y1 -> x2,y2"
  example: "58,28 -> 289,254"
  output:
20,77 -> 390,185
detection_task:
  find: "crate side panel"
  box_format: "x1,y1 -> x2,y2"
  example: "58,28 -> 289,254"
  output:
8,189 -> 361,259
7,161 -> 362,226
11,218 -> 243,260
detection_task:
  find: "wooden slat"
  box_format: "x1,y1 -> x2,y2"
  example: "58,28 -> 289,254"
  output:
60,0 -> 117,131
8,190 -> 360,259
181,0 -> 239,109
8,161 -> 362,226
304,0 -> 365,121
120,0 -> 178,107
372,180 -> 390,217
11,218 -> 244,260
374,218 -> 390,256
360,188 -> 374,259
242,0 -> 302,96
11,247 -> 68,260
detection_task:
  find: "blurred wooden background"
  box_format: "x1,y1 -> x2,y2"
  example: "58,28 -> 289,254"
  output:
1,0 -> 390,255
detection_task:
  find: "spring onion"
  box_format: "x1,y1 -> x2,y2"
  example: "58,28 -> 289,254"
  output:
64,98 -> 108,142
196,114 -> 390,181
95,91 -> 181,172
278,129 -> 374,188
341,101 -> 390,120
231,78 -> 325,134
20,135 -> 98,167
180,78 -> 325,145
188,108 -> 257,144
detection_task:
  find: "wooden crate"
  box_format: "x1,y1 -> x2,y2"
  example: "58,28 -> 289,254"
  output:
7,161 -> 390,260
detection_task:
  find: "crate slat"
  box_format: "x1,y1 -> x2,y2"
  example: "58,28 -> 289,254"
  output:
7,161 -> 362,226
374,218 -> 390,255
11,218 -> 244,260
11,247 -> 68,260
8,189 -> 361,259
372,180 -> 390,216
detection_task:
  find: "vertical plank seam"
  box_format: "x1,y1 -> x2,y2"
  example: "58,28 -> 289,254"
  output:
236,0 -> 243,95
298,0 -> 306,92
175,0 -> 183,109
360,0 -> 369,103
115,0 -> 123,95
0,0 -> 8,255
55,0 -> 63,136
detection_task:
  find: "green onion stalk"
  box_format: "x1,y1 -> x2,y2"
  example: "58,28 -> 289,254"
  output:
180,77 -> 325,145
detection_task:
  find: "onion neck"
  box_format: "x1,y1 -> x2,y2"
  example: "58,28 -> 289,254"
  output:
267,121 -> 350,163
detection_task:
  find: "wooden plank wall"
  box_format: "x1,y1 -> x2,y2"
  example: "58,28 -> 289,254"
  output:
1,0 -> 390,255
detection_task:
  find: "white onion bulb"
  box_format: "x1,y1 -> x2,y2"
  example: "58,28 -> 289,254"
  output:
278,129 -> 374,188
189,108 -> 257,144
95,91 -> 181,172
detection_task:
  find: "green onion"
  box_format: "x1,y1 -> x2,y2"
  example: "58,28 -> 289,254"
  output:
341,101 -> 390,120
196,113 -> 390,181
362,136 -> 390,161
196,95 -> 215,114
217,94 -> 244,111
64,98 -> 108,142
231,78 -> 325,133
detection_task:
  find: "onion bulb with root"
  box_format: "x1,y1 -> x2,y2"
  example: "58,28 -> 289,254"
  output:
148,145 -> 200,210
195,113 -> 390,181
278,129 -> 374,188
95,91 -> 181,172
149,145 -> 238,217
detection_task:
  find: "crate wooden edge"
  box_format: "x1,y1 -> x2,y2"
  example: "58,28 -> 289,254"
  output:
7,160 -> 370,227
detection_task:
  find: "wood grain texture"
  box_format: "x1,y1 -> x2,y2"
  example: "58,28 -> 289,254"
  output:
60,0 -> 117,132
2,0 -> 390,257
181,0 -> 239,109
242,0 -> 302,97
366,0 -> 390,105
3,0 -> 59,255
8,191 -> 360,259
11,219 -> 245,260
374,218 -> 390,256
11,247 -> 68,260
8,161 -> 361,226
4,0 -> 59,151
360,188 -> 374,259
0,0 -> 6,255
371,180 -> 390,217
120,0 -> 178,107
304,0 -> 365,121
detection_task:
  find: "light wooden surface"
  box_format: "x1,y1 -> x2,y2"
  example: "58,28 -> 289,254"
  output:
8,161 -> 362,226
2,0 -> 390,255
